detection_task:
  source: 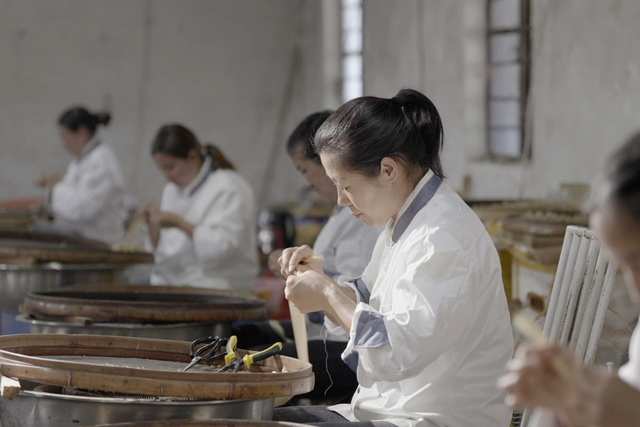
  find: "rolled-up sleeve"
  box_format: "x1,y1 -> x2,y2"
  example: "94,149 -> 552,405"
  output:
341,234 -> 477,384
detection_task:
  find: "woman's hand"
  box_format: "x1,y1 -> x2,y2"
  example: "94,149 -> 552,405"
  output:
285,269 -> 334,313
268,249 -> 284,279
139,204 -> 182,228
35,172 -> 61,188
498,345 -> 606,425
278,245 -> 323,278
139,203 -> 195,241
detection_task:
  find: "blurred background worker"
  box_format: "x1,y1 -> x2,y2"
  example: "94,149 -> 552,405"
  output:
36,106 -> 125,245
141,124 -> 258,291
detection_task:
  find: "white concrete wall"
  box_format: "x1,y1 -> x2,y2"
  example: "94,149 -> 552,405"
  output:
0,0 -> 324,207
363,0 -> 640,200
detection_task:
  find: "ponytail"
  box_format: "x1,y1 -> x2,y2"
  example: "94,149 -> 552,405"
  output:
313,88 -> 445,179
203,144 -> 235,171
58,106 -> 111,135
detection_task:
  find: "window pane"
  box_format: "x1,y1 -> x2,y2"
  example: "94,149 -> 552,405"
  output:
489,129 -> 522,158
343,29 -> 362,54
342,0 -> 361,8
342,4 -> 362,31
343,78 -> 363,101
490,63 -> 520,98
343,54 -> 362,79
490,32 -> 520,63
490,0 -> 520,30
489,100 -> 520,127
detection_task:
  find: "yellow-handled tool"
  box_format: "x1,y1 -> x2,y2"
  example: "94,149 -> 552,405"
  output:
223,335 -> 238,365
218,342 -> 283,373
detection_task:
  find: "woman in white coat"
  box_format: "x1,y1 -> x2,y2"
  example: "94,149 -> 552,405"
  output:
37,107 -> 125,245
274,89 -> 514,427
141,124 -> 258,292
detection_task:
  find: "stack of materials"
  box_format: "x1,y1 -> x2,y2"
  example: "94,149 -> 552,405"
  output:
472,200 -> 588,308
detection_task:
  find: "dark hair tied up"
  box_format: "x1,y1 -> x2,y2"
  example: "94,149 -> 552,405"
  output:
392,97 -> 404,107
313,88 -> 445,179
58,106 -> 111,135
587,131 -> 640,218
286,111 -> 333,164
151,124 -> 234,171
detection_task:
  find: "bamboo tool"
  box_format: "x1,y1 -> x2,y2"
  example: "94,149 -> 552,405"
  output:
275,253 -> 324,406
112,217 -> 144,252
288,252 -> 323,364
301,253 -> 324,263
512,311 -> 548,347
124,216 -> 144,243
512,310 -> 575,383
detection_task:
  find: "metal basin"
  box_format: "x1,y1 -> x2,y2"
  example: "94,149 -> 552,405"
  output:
16,315 -> 231,341
0,263 -> 132,312
0,385 -> 273,427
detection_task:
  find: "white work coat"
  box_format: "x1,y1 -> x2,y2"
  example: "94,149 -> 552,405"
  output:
618,319 -> 640,389
51,138 -> 125,245
150,156 -> 259,292
326,171 -> 514,427
307,206 -> 383,341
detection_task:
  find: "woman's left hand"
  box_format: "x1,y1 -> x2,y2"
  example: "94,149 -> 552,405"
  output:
278,245 -> 323,278
285,269 -> 334,313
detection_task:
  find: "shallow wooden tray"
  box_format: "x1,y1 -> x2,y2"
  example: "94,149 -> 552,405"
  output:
96,420 -> 306,427
0,334 -> 314,400
0,239 -> 153,264
21,284 -> 266,323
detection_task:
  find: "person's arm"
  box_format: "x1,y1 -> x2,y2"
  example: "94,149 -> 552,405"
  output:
283,233 -> 476,383
500,345 -> 640,427
595,374 -> 640,426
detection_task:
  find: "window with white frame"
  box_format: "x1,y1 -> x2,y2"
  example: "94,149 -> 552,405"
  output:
342,0 -> 363,102
487,0 -> 531,159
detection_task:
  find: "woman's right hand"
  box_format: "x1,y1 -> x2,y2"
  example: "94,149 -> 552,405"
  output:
498,345 -> 605,425
278,245 -> 323,278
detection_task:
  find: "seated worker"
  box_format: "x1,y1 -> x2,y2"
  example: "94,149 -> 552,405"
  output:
499,131 -> 640,427
141,124 -> 258,291
36,106 -> 125,245
274,89 -> 514,427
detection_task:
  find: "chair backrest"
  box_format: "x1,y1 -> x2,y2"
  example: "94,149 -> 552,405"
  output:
520,225 -> 618,427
